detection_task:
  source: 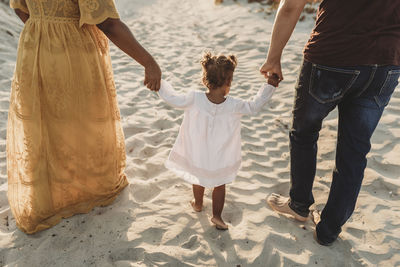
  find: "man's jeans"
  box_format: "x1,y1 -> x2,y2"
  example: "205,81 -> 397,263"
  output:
288,59 -> 400,244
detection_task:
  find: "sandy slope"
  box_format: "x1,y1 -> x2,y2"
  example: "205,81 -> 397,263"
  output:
0,0 -> 399,266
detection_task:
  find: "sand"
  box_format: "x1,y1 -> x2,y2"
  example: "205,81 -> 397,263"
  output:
0,0 -> 399,266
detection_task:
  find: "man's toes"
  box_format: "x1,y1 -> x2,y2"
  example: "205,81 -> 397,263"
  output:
267,195 -> 276,202
269,194 -> 279,201
266,197 -> 276,206
268,195 -> 284,206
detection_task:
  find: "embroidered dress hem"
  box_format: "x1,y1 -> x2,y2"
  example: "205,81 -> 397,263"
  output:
165,151 -> 240,188
12,176 -> 128,234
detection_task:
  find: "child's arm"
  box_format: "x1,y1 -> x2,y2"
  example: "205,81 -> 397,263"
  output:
158,80 -> 195,109
235,83 -> 276,115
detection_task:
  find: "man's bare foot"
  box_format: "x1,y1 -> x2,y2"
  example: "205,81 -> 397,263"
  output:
266,193 -> 308,222
311,209 -> 321,225
211,217 -> 228,230
190,200 -> 202,212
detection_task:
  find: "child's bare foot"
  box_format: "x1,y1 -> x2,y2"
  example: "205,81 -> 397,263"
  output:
211,217 -> 228,230
190,200 -> 202,212
266,193 -> 308,222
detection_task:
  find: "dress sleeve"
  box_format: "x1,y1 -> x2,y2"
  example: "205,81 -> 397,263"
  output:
10,0 -> 29,14
78,0 -> 120,27
158,80 -> 195,110
234,84 -> 276,115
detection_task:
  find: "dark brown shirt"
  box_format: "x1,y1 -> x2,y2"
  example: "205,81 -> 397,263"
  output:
304,0 -> 400,66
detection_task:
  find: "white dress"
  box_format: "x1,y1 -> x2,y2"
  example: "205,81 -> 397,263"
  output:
158,80 -> 275,188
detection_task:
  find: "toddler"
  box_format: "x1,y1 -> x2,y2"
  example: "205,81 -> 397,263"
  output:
158,52 -> 277,229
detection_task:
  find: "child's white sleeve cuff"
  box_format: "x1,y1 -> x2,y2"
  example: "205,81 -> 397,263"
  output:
158,79 -> 194,109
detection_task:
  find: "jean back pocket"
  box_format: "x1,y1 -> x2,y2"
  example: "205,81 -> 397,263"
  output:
374,70 -> 400,107
309,64 -> 360,104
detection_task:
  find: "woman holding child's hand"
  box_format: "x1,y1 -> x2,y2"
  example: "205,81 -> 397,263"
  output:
97,18 -> 162,91
8,0 -> 160,234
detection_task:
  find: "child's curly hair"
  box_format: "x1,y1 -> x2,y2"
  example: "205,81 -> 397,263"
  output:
201,52 -> 237,90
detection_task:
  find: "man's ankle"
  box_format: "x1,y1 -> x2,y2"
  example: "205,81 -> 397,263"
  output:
288,199 -> 310,218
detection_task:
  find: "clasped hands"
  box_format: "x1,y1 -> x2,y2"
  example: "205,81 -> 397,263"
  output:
143,57 -> 283,92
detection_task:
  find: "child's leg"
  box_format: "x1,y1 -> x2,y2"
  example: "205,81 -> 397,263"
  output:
191,184 -> 205,212
211,184 -> 228,230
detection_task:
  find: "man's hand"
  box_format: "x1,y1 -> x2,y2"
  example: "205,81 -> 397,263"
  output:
144,61 -> 162,92
260,59 -> 283,85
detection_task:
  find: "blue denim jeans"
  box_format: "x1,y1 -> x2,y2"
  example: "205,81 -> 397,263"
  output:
288,59 -> 400,244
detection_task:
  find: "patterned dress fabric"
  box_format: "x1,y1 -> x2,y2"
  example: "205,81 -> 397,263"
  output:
8,0 -> 128,234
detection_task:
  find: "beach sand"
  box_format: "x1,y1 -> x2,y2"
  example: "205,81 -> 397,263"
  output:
0,0 -> 399,266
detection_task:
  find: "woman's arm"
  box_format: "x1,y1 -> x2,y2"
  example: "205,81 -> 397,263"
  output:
260,0 -> 308,82
97,18 -> 161,91
14,9 -> 29,23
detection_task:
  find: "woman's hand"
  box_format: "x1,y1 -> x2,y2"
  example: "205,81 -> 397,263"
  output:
144,61 -> 162,92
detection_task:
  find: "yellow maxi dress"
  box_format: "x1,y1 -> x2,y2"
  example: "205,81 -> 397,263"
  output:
8,0 -> 128,234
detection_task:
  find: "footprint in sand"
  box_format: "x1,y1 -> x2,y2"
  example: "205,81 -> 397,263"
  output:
131,183 -> 161,202
109,247 -> 145,263
0,208 -> 11,232
181,235 -> 199,250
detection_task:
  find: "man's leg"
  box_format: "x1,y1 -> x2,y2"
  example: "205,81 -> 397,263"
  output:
316,96 -> 386,244
288,103 -> 334,216
316,65 -> 400,245
268,60 -> 336,218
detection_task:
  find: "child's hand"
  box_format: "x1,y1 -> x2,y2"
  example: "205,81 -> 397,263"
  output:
267,73 -> 280,87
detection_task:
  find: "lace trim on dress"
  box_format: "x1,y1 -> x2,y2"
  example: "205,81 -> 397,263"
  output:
78,0 -> 120,27
28,16 -> 80,23
165,160 -> 238,188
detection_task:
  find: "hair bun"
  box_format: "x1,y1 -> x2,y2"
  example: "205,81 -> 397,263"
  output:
228,55 -> 237,66
201,51 -> 237,90
201,51 -> 214,68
